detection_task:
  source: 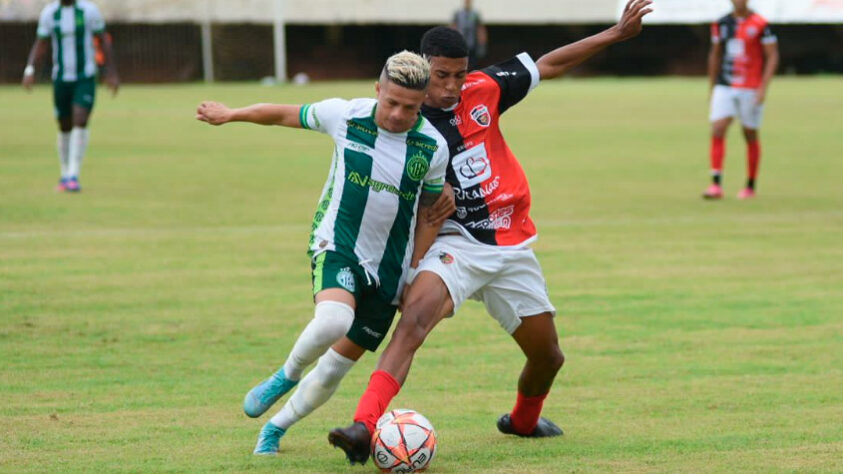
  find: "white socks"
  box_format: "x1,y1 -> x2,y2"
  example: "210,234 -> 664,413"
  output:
67,127 -> 90,178
270,348 -> 355,430
57,132 -> 71,178
282,301 -> 355,381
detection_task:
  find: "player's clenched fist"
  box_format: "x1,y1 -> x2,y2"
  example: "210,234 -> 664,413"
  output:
196,101 -> 232,126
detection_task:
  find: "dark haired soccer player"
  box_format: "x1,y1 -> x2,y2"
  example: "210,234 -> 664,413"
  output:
329,0 -> 653,464
703,0 -> 779,200
23,0 -> 119,192
198,52 -> 454,456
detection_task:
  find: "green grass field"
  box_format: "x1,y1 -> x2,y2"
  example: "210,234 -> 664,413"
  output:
1,78 -> 841,473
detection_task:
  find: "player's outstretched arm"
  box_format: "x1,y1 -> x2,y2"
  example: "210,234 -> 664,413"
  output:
535,0 -> 652,80
196,101 -> 303,128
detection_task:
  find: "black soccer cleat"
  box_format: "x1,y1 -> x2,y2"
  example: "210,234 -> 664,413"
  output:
328,422 -> 371,465
497,413 -> 564,438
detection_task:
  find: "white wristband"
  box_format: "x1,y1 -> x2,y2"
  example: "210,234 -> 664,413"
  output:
24,65 -> 35,77
405,266 -> 418,285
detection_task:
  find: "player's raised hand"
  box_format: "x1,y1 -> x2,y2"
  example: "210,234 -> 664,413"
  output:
615,0 -> 653,41
196,101 -> 232,126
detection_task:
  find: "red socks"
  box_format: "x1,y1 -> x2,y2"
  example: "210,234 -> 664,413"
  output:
747,140 -> 761,181
710,136 -> 725,176
354,370 -> 402,434
510,391 -> 549,435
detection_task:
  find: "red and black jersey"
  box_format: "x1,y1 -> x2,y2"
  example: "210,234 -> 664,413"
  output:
422,53 -> 541,247
712,13 -> 777,89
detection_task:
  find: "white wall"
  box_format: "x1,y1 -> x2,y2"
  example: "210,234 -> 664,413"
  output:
2,0 -> 842,23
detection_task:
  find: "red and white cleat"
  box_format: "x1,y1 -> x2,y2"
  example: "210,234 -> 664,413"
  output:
702,184 -> 723,200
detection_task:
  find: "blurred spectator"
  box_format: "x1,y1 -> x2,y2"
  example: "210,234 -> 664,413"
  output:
451,0 -> 488,69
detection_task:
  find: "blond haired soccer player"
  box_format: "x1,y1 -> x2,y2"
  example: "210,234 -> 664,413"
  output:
23,0 -> 119,192
703,0 -> 779,200
197,51 -> 454,455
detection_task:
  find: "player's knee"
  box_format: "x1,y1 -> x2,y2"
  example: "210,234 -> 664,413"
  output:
529,345 -> 564,374
314,300 -> 355,342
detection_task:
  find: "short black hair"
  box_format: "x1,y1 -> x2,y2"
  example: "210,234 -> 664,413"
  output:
420,26 -> 469,59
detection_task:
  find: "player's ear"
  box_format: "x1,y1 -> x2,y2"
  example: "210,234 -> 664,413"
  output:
375,81 -> 381,97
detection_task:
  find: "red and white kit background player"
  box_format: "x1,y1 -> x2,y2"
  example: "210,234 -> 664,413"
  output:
704,0 -> 779,200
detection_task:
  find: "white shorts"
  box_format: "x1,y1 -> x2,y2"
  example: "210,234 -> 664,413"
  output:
710,85 -> 765,129
417,234 -> 556,334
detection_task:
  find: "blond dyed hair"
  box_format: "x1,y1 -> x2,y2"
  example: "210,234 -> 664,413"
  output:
380,50 -> 430,91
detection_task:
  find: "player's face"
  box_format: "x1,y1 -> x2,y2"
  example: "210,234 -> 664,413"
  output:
731,0 -> 749,11
375,80 -> 426,133
426,56 -> 469,109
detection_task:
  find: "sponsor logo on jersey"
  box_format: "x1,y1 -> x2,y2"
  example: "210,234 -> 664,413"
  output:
454,175 -> 501,200
406,151 -> 430,182
452,144 -> 492,188
439,252 -> 454,264
449,115 -> 463,127
347,142 -> 373,153
362,326 -> 382,338
746,26 -> 758,38
470,105 -> 491,127
348,171 -> 415,201
456,207 -> 468,219
464,205 -> 514,230
337,267 -> 356,292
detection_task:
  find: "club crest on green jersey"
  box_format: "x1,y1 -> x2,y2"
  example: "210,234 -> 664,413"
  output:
406,152 -> 430,182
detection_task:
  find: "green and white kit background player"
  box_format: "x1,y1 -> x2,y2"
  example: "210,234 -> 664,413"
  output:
23,0 -> 119,192
196,51 -> 453,455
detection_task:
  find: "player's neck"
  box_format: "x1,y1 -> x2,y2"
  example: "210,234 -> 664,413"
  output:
60,0 -> 76,6
732,8 -> 752,19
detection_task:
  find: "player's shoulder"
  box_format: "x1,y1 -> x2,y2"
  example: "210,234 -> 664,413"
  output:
461,70 -> 500,98
344,97 -> 377,119
749,12 -> 770,26
715,14 -> 733,25
77,0 -> 102,13
416,119 -> 448,151
40,1 -> 59,15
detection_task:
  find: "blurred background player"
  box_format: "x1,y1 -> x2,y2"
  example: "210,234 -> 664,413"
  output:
704,0 -> 779,200
196,51 -> 453,456
22,0 -> 119,193
328,1 -> 653,465
451,0 -> 488,69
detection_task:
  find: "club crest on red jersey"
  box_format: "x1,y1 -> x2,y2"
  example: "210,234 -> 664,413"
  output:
470,105 -> 491,128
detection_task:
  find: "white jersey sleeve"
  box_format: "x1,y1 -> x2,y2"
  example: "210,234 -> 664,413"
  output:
36,5 -> 53,39
87,3 -> 106,34
299,98 -> 349,138
423,139 -> 449,194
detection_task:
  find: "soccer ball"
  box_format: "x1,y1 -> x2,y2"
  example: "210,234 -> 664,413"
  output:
371,409 -> 437,473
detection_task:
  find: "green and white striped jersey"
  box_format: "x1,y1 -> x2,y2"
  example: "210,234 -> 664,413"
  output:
36,0 -> 105,82
302,98 -> 449,302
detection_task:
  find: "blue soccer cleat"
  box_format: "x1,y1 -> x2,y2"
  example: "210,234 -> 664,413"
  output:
253,422 -> 286,456
243,368 -> 298,418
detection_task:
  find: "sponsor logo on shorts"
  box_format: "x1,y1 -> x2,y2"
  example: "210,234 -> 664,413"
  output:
470,105 -> 491,127
439,252 -> 454,264
362,326 -> 382,338
337,267 -> 356,292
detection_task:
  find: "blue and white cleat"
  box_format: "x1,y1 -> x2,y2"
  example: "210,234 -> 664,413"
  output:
243,368 -> 298,418
253,422 -> 286,456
